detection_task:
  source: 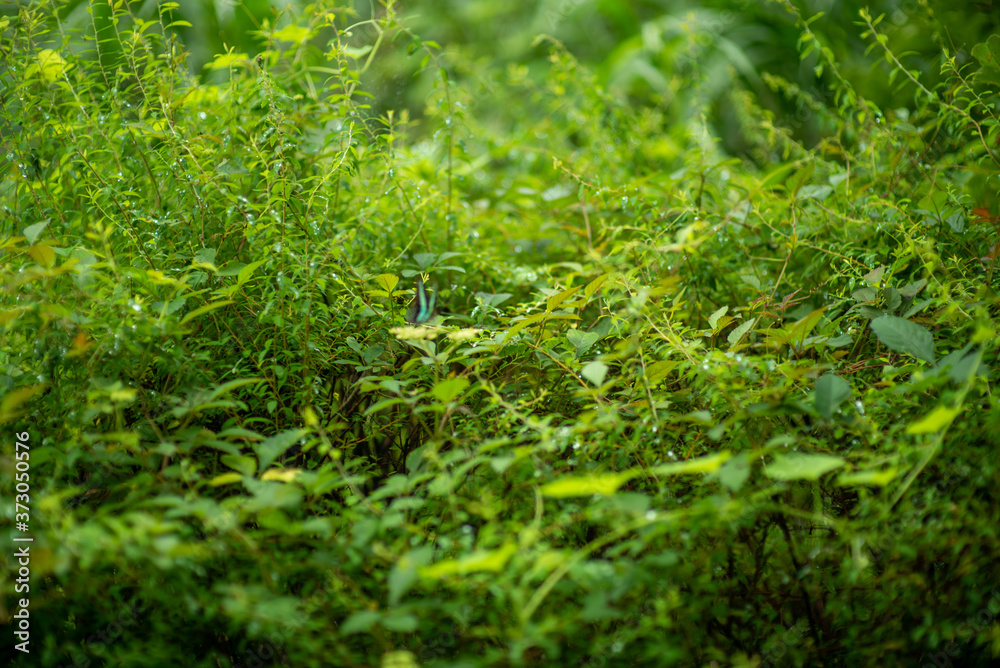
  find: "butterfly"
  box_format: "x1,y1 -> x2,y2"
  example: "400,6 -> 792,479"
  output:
406,276 -> 436,324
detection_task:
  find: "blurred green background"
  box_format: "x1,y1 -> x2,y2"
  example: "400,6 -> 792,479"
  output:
26,0 -> 999,153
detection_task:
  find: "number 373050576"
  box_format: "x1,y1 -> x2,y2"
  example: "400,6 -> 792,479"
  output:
15,431 -> 30,519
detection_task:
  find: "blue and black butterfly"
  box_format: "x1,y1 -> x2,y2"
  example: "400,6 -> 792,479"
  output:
406,276 -> 437,324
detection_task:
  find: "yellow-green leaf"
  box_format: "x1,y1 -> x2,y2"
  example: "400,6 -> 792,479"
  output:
237,260 -> 267,288
708,306 -> 729,330
0,307 -> 26,326
272,25 -> 312,43
28,244 -> 56,267
546,285 -> 582,313
31,49 -> 69,83
584,273 -> 610,301
207,52 -> 250,71
419,542 -> 518,578
221,454 -> 256,476
540,471 -> 637,498
1,384 -> 47,424
109,388 -> 136,402
180,300 -> 233,325
376,274 -> 400,293
642,360 -> 678,387
907,405 -> 961,434
836,468 -> 898,487
650,451 -> 731,477
581,360 -> 608,387
502,312 -> 547,343
209,472 -> 244,486
728,318 -> 756,347
261,468 -> 302,482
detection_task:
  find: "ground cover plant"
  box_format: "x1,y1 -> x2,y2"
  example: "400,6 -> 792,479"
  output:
2,1 -> 1000,666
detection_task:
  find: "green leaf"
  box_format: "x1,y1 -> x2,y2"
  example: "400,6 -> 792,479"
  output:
581,360 -> 608,386
936,346 -> 983,384
376,273 -> 400,293
243,480 -> 303,511
897,279 -> 927,298
836,468 -> 898,487
489,456 -> 515,473
766,453 -> 845,481
388,547 -> 433,606
419,542 -> 518,578
852,287 -> 877,303
502,312 -> 547,343
584,273 -> 609,300
728,319 -> 756,347
431,377 -> 469,403
208,378 -> 262,402
870,315 -> 935,363
272,24 -> 312,43
651,451 -> 731,476
193,248 -> 217,267
208,472 -> 243,487
221,453 -> 256,476
413,252 -> 436,269
546,285 -> 582,312
945,212 -> 965,233
884,286 -> 901,312
364,397 -> 406,415
760,162 -> 795,188
714,453 -> 751,492
255,429 -> 306,471
24,221 -> 49,244
179,300 -> 233,326
814,374 -> 851,419
708,306 -> 729,329
361,345 -> 384,365
863,265 -> 885,286
475,292 -> 513,307
540,471 -> 638,498
0,384 -> 47,424
823,334 -> 853,347
971,34 -> 1000,86
642,360 -> 678,387
382,651 -> 419,668
340,610 -> 381,635
787,308 -> 826,347
906,405 -> 961,434
381,613 -> 418,632
799,184 -> 832,201
567,328 -> 601,356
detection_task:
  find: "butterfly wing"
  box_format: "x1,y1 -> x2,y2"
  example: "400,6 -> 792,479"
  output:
406,277 -> 435,324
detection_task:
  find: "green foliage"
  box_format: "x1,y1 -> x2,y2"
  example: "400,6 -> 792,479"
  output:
2,1 -> 1000,667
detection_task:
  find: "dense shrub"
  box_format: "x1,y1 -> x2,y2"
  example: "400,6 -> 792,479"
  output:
2,1 -> 999,666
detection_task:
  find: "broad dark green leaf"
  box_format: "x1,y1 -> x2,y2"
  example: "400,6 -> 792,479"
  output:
870,315 -> 935,363
815,373 -> 851,419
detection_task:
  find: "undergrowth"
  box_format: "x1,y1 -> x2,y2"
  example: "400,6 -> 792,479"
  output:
2,1 -> 1000,666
